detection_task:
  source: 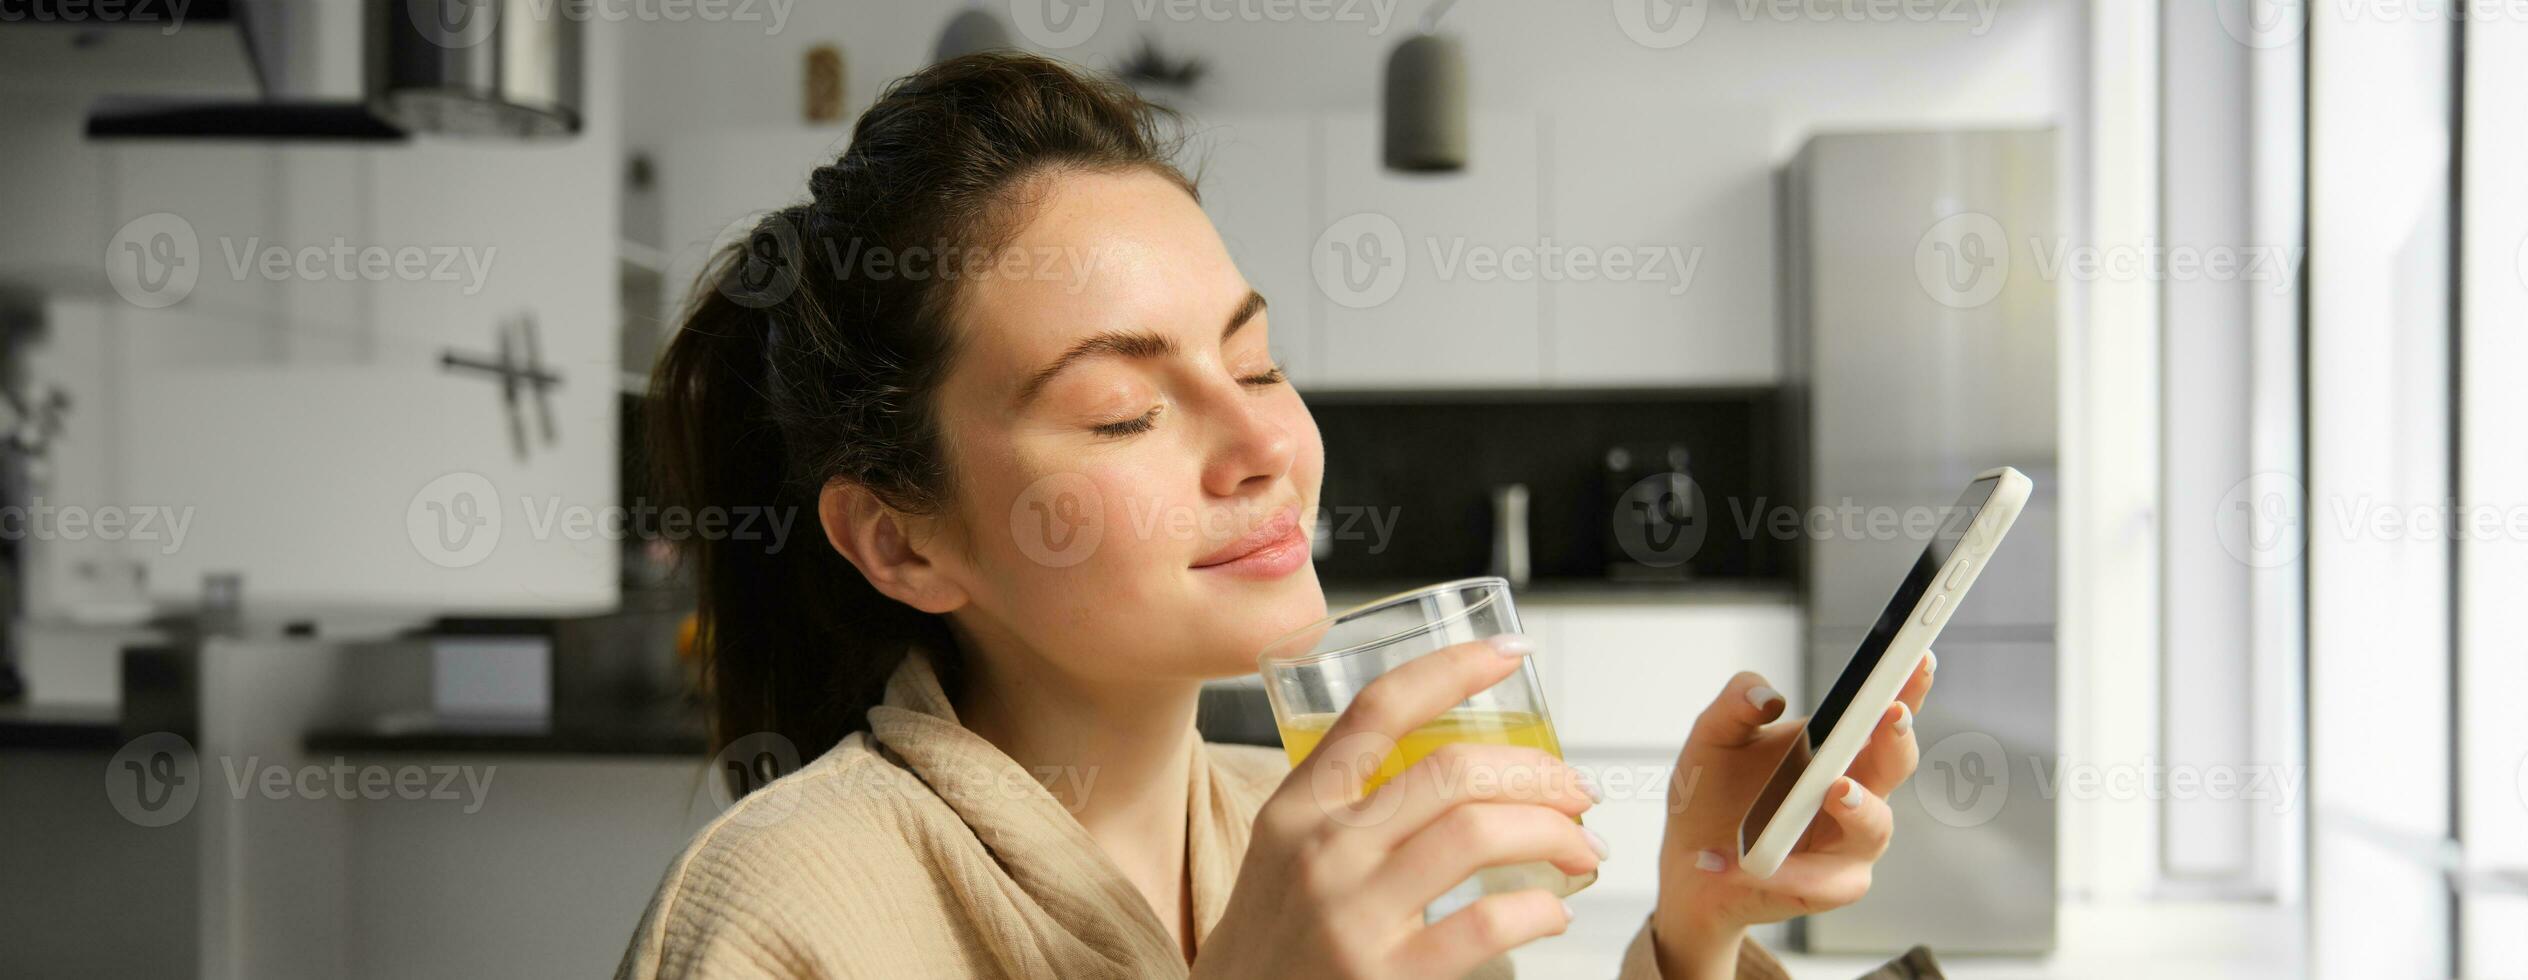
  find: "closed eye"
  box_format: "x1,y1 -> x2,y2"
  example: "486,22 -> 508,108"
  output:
1092,406 -> 1161,438
1240,363 -> 1287,387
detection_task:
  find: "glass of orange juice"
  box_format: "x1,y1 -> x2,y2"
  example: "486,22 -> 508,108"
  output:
1257,576 -> 1593,923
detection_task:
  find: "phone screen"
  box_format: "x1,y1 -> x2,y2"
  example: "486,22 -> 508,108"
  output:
1738,475 -> 2001,852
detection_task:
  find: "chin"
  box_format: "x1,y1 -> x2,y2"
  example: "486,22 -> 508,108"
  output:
1189,566 -> 1329,678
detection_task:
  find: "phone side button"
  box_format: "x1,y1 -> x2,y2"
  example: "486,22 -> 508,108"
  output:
1920,593 -> 1948,626
1945,559 -> 1972,590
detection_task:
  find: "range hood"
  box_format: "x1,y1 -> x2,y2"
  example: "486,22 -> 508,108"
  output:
34,0 -> 583,142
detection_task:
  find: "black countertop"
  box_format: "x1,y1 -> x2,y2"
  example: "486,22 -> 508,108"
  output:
0,702 -> 125,751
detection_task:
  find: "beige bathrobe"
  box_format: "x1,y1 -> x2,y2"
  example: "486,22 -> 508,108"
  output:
614,651 -> 1833,980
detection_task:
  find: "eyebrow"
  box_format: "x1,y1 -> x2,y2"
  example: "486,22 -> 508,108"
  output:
1012,289 -> 1268,409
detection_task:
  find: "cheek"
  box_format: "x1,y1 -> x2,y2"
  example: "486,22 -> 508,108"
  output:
996,456 -> 1191,586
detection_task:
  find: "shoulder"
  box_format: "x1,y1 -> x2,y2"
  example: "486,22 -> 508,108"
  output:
616,734 -> 944,978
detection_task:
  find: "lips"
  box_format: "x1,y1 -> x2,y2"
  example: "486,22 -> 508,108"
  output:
1191,506 -> 1303,568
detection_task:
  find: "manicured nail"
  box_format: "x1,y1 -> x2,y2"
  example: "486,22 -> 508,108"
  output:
1841,778 -> 1865,810
1746,685 -> 1784,711
1924,649 -> 1938,674
1583,826 -> 1611,860
1575,769 -> 1604,803
1486,633 -> 1534,657
1694,849 -> 1728,873
1560,898 -> 1576,923
1893,701 -> 1914,734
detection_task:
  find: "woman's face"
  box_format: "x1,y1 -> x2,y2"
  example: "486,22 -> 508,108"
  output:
923,167 -> 1328,685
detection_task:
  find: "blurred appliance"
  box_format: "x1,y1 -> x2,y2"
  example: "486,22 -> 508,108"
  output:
1602,442 -> 1696,582
52,0 -> 584,141
1781,130 -> 2060,954
1488,482 -> 1530,587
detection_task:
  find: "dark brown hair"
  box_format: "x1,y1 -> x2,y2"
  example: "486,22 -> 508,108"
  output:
646,52 -> 1194,760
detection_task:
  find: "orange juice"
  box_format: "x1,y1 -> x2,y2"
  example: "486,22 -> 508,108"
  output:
1275,708 -> 1594,903
1277,709 -> 1567,790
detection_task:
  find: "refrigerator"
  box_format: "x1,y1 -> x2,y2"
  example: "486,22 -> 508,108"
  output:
1780,130 -> 2059,955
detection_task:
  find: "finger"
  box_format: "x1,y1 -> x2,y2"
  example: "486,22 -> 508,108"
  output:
1895,647 -> 1937,717
1293,635 -> 1533,785
1394,889 -> 1572,978
1798,776 -> 1894,860
1846,699 -> 1919,797
1687,671 -> 1789,749
1358,742 -> 1595,848
1375,802 -> 1604,912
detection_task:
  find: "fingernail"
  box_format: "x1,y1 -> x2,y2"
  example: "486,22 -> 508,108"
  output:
1486,633 -> 1534,657
1893,701 -> 1913,734
1560,898 -> 1576,923
1583,826 -> 1611,860
1575,768 -> 1604,804
1925,649 -> 1938,674
1841,778 -> 1865,810
1694,849 -> 1727,874
1746,685 -> 1784,711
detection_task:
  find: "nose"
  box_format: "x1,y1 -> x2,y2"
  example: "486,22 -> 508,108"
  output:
1199,379 -> 1298,500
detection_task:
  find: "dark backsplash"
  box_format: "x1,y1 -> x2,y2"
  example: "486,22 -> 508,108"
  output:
1304,388 -> 1793,585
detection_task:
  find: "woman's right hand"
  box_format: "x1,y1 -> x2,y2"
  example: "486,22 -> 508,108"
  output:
1192,635 -> 1605,980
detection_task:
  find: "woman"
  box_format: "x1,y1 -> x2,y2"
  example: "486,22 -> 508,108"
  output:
619,52 -> 1939,980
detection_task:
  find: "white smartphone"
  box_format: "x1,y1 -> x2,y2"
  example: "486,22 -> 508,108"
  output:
1737,466 -> 2032,879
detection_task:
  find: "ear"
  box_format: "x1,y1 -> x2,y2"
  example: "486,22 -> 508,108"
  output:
819,480 -> 970,615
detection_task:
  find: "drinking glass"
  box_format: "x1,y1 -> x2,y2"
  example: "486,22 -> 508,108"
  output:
1257,576 -> 1594,923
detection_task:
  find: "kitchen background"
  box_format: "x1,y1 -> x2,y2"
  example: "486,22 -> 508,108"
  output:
0,1 -> 2519,978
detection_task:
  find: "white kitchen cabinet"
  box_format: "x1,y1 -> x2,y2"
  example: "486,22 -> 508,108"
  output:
1531,599 -> 1802,753
1312,109 -> 1545,388
1543,104 -> 1777,386
33,31 -> 626,624
1179,114 -> 1322,386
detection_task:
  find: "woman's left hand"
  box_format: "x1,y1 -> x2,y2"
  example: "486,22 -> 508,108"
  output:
1645,650 -> 1937,978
